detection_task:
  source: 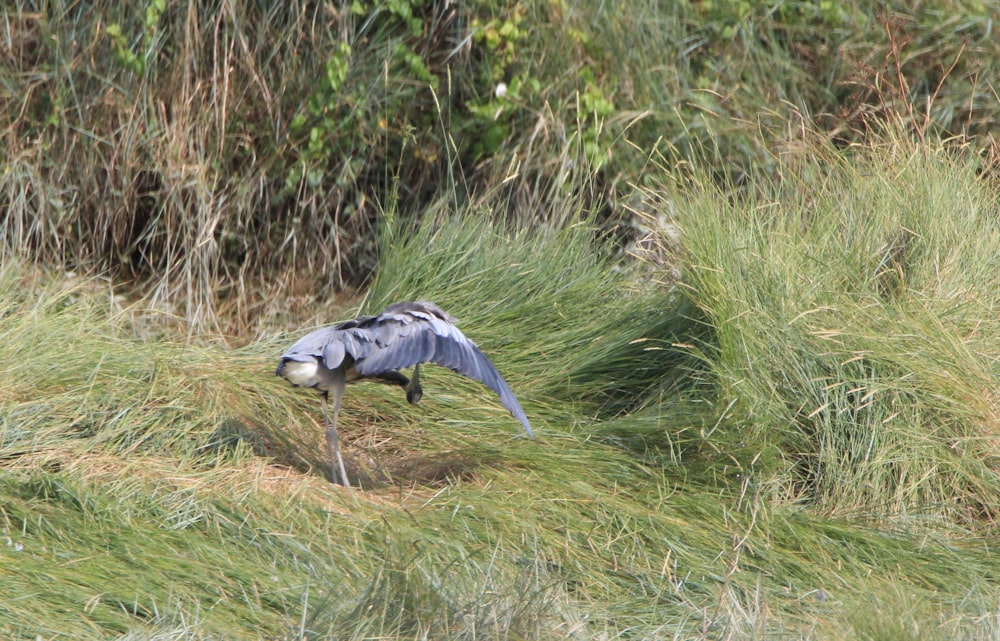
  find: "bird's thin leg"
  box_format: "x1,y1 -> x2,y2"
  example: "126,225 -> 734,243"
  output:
323,372 -> 351,487
405,363 -> 422,404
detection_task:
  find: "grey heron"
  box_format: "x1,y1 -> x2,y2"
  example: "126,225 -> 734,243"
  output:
276,300 -> 533,486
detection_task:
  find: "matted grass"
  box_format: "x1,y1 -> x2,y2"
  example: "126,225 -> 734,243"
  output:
2,139 -> 1000,639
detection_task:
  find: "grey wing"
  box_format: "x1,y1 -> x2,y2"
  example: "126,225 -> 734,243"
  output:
355,319 -> 533,436
280,325 -> 376,369
280,327 -> 336,362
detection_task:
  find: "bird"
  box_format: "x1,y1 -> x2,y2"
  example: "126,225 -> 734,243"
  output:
276,300 -> 533,486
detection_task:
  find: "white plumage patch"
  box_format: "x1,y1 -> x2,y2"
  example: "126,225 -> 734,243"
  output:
279,359 -> 320,387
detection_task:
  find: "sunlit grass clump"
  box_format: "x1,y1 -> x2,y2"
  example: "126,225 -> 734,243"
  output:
658,140 -> 1000,525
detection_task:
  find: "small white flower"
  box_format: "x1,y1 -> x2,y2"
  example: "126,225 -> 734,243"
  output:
494,82 -> 507,99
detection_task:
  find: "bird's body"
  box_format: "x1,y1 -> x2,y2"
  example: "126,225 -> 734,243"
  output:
276,300 -> 533,486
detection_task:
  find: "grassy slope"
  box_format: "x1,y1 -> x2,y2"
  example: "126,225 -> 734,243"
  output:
2,141 -> 1000,640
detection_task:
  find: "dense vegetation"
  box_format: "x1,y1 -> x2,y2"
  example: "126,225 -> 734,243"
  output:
2,1 -> 1000,639
3,0 -> 998,330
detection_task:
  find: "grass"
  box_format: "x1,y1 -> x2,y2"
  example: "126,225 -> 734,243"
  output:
3,1 -> 998,332
647,136 -> 1000,526
4,2 -> 1000,638
2,137 -> 1000,639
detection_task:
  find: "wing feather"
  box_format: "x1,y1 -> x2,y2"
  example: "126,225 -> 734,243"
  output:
321,340 -> 346,370
280,327 -> 339,363
280,324 -> 376,369
354,315 -> 532,436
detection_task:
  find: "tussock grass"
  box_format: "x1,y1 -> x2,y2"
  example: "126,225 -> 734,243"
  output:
364,194 -> 701,420
4,139 -> 1000,639
644,137 -> 1000,526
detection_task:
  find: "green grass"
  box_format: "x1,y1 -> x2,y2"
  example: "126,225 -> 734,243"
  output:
3,1 -> 998,332
2,139 -> 1000,639
649,137 -> 1000,525
4,1 -> 1000,638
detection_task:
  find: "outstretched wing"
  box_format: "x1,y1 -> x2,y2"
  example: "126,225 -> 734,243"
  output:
354,303 -> 533,437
